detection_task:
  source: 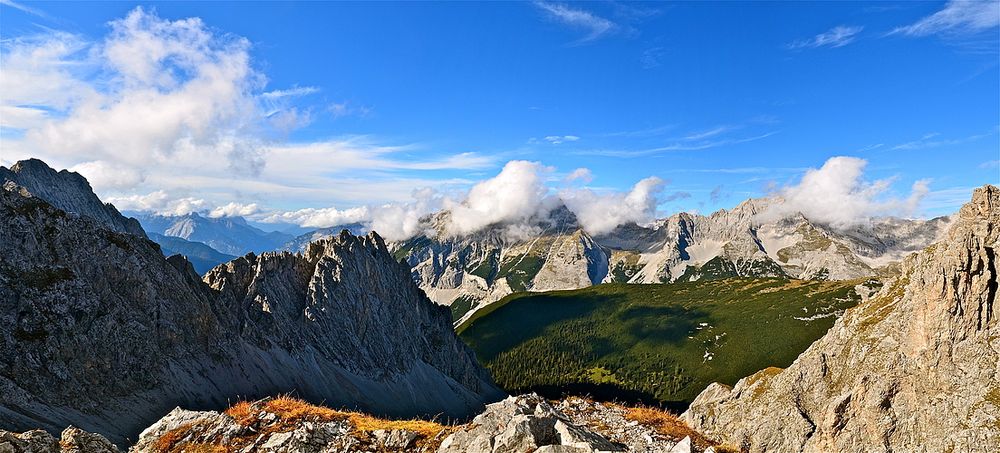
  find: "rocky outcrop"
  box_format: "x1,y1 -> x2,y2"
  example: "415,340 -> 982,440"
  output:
438,394 -> 626,453
1,159 -> 145,237
682,185 -> 1000,452
0,427 -> 119,453
0,177 -> 502,445
126,394 -> 712,453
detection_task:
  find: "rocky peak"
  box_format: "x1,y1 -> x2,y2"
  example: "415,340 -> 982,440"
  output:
0,159 -> 145,238
0,174 -> 502,445
682,184 -> 999,452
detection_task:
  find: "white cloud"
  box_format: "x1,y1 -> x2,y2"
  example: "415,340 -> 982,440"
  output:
891,129 -> 994,150
534,1 -> 617,42
260,86 -> 320,100
70,161 -> 145,191
541,135 -> 580,145
0,7 -> 495,215
565,167 -> 593,184
107,190 -> 207,216
560,176 -> 665,235
0,0 -> 49,18
788,25 -> 864,49
444,160 -> 554,236
758,156 -> 930,228
208,202 -> 260,218
891,0 -> 1000,37
262,205 -> 372,228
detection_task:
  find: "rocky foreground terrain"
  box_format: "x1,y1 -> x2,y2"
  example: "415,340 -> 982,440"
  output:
0,161 -> 501,445
1,394 -> 723,452
683,185 -> 999,452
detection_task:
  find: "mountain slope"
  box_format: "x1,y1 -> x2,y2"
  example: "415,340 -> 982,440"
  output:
0,173 -> 502,445
457,278 -> 873,408
1,159 -> 145,237
681,184 -> 999,452
132,211 -> 293,255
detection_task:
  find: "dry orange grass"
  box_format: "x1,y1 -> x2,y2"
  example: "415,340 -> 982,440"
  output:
623,405 -> 717,450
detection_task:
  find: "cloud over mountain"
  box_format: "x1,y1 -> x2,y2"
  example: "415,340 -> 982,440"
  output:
759,156 -> 930,228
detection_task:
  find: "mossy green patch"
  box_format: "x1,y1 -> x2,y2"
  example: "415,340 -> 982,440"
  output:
459,278 -> 863,406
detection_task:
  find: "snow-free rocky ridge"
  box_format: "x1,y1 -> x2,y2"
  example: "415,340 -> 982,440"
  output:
682,184 -> 1000,452
0,160 -> 502,445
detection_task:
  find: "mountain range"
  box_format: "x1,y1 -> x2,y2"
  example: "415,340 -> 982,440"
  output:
392,199 -> 949,324
129,211 -> 295,256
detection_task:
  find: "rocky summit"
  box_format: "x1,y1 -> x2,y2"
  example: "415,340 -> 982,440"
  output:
0,167 -> 502,445
0,159 -> 146,238
682,185 -> 1000,452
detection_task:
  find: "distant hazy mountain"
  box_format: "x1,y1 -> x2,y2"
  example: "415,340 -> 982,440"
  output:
130,212 -> 293,256
391,199 -> 950,324
147,232 -> 236,274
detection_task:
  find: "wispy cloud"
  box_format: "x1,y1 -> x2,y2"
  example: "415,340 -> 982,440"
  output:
577,131 -> 778,158
600,124 -> 675,138
683,125 -> 734,141
260,86 -> 320,100
0,0 -> 49,18
329,101 -> 374,119
534,1 -> 617,43
980,159 -> 1000,169
529,135 -> 580,145
891,128 -> 995,150
788,25 -> 864,49
640,46 -> 665,68
890,0 -> 999,37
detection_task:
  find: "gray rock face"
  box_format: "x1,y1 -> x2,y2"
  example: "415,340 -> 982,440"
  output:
682,185 -> 1000,452
437,394 -> 626,453
0,181 -> 502,445
0,159 -> 145,237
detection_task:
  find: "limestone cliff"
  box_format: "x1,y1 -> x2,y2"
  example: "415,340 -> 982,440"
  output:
682,185 -> 999,452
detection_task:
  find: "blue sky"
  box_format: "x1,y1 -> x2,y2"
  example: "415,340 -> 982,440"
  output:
1,1 -> 998,235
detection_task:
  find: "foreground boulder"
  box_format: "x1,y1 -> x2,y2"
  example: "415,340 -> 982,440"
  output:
0,427 -> 119,453
682,185 -> 1000,452
0,162 -> 502,445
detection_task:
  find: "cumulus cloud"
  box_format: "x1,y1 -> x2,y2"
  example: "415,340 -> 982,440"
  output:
107,190 -> 207,216
444,161 -> 554,236
758,156 -> 930,228
17,8 -> 263,171
70,161 -> 145,191
208,202 -> 260,218
561,176 -> 665,235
